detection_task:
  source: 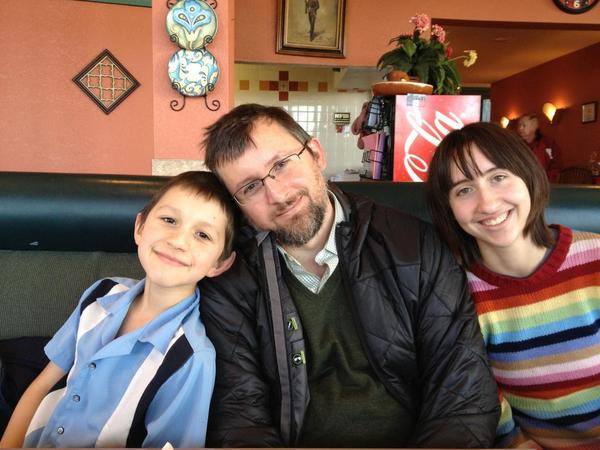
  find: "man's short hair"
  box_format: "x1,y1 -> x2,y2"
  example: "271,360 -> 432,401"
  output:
202,103 -> 311,172
138,171 -> 238,261
425,122 -> 552,267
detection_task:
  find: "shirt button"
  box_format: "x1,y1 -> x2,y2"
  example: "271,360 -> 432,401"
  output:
88,362 -> 96,369
72,394 -> 80,402
57,426 -> 64,435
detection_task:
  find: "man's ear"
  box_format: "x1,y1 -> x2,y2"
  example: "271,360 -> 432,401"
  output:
308,137 -> 327,172
206,251 -> 236,278
134,213 -> 143,246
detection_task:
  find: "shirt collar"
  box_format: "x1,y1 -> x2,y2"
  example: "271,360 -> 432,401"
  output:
97,279 -> 200,354
278,190 -> 345,266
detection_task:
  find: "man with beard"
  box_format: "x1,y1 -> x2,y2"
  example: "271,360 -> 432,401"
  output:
199,104 -> 499,448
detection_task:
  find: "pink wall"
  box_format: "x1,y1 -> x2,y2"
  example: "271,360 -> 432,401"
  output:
235,0 -> 600,67
0,0 -> 154,175
0,0 -> 235,175
491,43 -> 600,168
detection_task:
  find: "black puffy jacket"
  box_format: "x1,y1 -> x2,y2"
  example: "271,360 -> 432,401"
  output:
200,187 -> 500,448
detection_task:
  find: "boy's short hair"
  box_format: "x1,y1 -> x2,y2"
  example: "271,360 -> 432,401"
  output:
202,103 -> 311,173
138,171 -> 238,261
425,122 -> 552,267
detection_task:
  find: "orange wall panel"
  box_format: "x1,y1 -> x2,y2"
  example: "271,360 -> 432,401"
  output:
491,43 -> 600,168
0,0 -> 154,175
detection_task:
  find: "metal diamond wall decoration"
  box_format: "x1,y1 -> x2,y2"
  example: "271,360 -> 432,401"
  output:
73,49 -> 140,114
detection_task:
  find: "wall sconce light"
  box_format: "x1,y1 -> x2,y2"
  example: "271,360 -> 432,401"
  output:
543,102 -> 565,125
499,116 -> 510,128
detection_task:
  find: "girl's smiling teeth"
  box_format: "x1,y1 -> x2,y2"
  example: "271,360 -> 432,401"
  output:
480,210 -> 510,226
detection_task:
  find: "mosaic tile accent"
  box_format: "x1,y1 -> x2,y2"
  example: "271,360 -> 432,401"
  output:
257,71 -> 308,102
239,80 -> 250,90
318,82 -> 328,92
73,49 -> 140,114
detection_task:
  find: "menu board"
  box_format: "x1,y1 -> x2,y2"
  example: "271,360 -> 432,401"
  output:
393,94 -> 481,182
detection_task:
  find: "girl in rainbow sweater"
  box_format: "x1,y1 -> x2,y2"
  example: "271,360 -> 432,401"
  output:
426,122 -> 600,450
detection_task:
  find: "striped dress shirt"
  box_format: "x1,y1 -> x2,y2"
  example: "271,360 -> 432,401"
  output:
24,277 -> 215,448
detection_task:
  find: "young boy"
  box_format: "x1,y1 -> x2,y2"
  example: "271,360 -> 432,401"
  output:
0,171 -> 237,448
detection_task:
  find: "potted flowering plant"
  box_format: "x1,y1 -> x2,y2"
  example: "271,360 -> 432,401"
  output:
377,13 -> 477,94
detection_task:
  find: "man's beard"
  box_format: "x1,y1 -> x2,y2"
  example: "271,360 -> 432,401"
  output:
273,190 -> 327,247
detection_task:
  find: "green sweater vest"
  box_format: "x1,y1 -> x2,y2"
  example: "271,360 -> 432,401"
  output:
284,266 -> 408,448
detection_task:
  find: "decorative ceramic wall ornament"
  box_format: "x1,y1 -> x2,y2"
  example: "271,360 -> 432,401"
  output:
168,49 -> 219,97
166,0 -> 220,111
166,0 -> 218,50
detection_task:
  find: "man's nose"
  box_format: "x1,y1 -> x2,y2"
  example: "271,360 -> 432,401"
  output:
263,176 -> 289,204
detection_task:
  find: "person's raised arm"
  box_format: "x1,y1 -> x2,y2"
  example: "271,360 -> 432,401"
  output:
0,362 -> 65,448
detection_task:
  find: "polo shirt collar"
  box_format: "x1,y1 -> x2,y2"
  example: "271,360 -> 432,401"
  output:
96,279 -> 200,355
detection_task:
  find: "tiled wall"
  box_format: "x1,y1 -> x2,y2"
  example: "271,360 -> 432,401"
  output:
236,63 -> 370,179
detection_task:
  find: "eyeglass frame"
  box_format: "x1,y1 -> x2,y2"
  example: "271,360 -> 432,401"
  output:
232,142 -> 310,205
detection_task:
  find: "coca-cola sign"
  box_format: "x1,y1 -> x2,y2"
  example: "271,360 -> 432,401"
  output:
393,94 -> 481,182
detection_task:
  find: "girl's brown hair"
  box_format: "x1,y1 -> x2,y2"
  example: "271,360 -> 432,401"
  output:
425,122 -> 553,267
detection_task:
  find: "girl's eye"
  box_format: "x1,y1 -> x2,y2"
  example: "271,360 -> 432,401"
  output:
455,186 -> 472,197
492,174 -> 507,183
161,217 -> 176,224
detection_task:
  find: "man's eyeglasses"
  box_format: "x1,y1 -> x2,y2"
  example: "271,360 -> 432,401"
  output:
233,143 -> 309,205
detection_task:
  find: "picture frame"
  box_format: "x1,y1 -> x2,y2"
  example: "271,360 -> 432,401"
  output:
277,0 -> 346,58
582,101 -> 597,124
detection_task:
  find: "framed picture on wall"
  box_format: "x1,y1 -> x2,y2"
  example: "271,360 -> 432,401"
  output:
582,101 -> 597,124
276,0 -> 346,58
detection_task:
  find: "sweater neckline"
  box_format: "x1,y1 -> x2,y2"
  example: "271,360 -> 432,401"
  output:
469,225 -> 572,287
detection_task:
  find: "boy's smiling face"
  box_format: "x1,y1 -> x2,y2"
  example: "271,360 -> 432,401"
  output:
134,186 -> 234,299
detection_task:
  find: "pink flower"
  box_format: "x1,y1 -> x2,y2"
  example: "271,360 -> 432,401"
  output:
410,13 -> 430,33
431,24 -> 446,43
445,46 -> 453,58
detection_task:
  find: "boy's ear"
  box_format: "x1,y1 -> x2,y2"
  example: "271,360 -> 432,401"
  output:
134,213 -> 143,246
206,251 -> 236,278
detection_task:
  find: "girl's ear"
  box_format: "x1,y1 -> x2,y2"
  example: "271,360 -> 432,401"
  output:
134,213 -> 143,246
206,251 -> 236,278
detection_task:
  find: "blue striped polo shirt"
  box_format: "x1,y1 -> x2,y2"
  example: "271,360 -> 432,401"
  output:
24,277 -> 215,448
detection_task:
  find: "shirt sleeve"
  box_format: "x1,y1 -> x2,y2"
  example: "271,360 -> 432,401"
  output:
44,279 -> 107,372
142,348 -> 216,448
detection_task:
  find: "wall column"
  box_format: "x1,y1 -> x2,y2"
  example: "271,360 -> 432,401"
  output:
151,0 -> 235,174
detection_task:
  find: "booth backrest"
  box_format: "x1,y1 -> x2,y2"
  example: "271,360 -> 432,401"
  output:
1,171 -> 599,339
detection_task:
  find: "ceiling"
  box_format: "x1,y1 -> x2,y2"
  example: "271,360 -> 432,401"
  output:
336,23 -> 600,90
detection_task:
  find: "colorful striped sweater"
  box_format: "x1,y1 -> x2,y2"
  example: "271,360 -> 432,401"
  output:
467,225 -> 600,450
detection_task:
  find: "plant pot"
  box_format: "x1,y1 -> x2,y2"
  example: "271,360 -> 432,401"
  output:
386,70 -> 410,82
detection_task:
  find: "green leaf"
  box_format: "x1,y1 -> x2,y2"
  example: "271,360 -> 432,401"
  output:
413,63 -> 429,84
434,66 -> 445,94
377,48 -> 412,72
403,39 -> 417,58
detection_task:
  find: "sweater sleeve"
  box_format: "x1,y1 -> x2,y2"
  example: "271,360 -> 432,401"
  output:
410,225 -> 501,448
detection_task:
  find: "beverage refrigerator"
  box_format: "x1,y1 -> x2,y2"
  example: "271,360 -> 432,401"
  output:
359,94 -> 481,182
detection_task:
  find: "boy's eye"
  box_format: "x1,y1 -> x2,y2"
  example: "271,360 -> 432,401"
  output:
161,216 -> 176,224
195,231 -> 211,241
